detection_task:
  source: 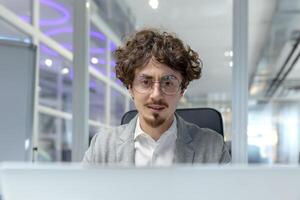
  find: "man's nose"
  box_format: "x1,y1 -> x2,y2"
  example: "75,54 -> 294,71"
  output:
149,82 -> 163,100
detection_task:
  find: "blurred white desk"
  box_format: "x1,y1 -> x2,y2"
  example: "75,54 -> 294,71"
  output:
1,162 -> 300,200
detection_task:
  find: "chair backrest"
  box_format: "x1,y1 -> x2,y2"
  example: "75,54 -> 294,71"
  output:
121,108 -> 224,136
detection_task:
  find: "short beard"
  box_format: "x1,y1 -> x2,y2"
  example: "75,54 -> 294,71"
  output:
143,113 -> 166,128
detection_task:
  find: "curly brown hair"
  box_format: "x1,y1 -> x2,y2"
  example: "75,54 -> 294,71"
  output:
114,28 -> 202,90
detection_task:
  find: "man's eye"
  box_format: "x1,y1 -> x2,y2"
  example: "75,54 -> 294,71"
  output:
163,81 -> 173,87
165,81 -> 171,85
141,79 -> 150,85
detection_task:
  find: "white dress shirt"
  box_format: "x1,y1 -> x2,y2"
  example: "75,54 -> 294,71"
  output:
134,117 -> 177,167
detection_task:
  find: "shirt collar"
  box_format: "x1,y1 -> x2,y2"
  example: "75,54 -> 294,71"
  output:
134,116 -> 177,142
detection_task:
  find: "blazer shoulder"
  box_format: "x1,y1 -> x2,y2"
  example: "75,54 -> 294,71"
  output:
82,124 -> 129,163
182,122 -> 231,163
92,124 -> 128,144
184,121 -> 223,143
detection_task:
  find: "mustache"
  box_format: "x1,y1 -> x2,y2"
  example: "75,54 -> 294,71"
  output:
145,100 -> 168,107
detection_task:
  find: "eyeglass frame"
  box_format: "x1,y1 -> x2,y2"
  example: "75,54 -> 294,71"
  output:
131,74 -> 183,95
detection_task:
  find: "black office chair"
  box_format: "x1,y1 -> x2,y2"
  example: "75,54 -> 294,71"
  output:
121,108 -> 224,136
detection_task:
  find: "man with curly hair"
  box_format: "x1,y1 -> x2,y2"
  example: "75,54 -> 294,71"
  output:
83,28 -> 231,166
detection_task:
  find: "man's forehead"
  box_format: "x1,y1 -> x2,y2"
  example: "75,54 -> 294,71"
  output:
135,59 -> 181,78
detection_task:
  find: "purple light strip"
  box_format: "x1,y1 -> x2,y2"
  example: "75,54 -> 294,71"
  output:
44,27 -> 106,41
42,27 -> 106,55
39,0 -> 70,26
98,58 -> 105,65
90,31 -> 106,41
18,0 -> 69,26
90,48 -> 105,54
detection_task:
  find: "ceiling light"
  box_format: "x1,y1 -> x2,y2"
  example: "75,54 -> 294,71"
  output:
86,1 -> 90,8
39,0 -> 70,26
61,67 -> 70,75
149,0 -> 159,9
25,139 -> 30,150
91,57 -> 99,64
224,50 -> 233,57
45,58 -> 53,67
229,61 -> 233,67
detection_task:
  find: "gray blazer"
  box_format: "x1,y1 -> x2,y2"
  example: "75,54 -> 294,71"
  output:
83,114 -> 231,165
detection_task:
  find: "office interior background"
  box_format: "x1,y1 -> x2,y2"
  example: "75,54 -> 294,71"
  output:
0,0 -> 299,164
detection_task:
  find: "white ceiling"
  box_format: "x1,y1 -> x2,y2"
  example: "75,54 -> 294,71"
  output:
248,0 -> 300,102
123,0 -> 277,105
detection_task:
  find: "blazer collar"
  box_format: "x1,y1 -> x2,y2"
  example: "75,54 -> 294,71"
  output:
116,113 -> 196,165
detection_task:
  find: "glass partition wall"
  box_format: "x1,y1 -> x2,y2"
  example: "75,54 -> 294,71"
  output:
248,0 -> 300,164
0,0 -> 134,161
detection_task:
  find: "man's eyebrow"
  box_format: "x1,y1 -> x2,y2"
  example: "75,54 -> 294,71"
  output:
138,74 -> 153,79
137,74 -> 179,80
162,74 -> 179,80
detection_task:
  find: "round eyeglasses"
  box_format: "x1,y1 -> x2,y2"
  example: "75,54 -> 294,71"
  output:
132,75 -> 182,95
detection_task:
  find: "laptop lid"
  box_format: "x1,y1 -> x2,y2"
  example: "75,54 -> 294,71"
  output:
1,163 -> 300,200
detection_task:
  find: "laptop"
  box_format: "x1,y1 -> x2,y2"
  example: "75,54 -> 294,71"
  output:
1,163 -> 300,200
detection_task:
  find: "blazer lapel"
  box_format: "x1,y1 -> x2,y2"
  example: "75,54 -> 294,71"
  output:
174,114 -> 195,164
116,116 -> 137,165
